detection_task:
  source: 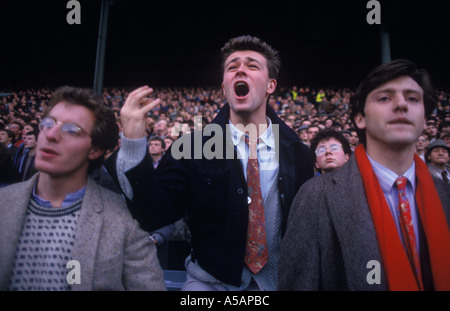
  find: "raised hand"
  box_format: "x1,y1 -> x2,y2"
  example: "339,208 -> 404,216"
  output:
120,86 -> 161,139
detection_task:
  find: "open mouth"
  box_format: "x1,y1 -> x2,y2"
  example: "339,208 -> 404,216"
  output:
234,82 -> 249,97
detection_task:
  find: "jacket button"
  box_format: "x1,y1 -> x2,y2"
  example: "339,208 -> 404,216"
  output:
247,196 -> 252,204
237,188 -> 244,195
206,178 -> 212,185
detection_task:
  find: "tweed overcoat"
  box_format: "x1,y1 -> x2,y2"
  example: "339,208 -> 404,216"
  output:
278,155 -> 450,290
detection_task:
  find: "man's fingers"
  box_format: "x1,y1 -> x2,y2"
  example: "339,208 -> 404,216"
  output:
128,85 -> 152,98
121,86 -> 161,118
139,98 -> 161,114
125,86 -> 154,108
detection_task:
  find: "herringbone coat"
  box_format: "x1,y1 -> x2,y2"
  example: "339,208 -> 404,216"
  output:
278,155 -> 450,290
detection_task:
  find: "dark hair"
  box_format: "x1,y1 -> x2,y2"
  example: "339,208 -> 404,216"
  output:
9,121 -> 23,131
350,59 -> 437,146
221,35 -> 281,79
438,120 -> 450,133
24,123 -> 39,135
25,130 -> 39,141
46,86 -> 119,173
307,124 -> 320,132
148,136 -> 166,150
309,129 -> 352,163
1,129 -> 15,141
419,131 -> 431,141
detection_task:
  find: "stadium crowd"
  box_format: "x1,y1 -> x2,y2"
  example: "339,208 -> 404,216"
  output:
2,85 -> 449,149
1,84 -> 449,271
1,85 -> 449,183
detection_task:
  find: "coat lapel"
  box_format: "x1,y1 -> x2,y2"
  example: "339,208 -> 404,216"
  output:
70,178 -> 104,291
0,175 -> 37,290
326,156 -> 387,290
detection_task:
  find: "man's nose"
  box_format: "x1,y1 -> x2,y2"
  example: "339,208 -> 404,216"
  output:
394,94 -> 408,111
236,63 -> 247,75
44,124 -> 62,141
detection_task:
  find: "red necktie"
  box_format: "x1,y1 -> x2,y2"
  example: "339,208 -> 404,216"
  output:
395,176 -> 423,290
244,136 -> 268,274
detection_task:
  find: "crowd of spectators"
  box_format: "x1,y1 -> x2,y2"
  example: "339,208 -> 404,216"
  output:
1,84 -> 449,269
1,85 -> 449,175
2,84 -> 449,147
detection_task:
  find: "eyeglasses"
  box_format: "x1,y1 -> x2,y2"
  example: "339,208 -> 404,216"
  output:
39,117 -> 91,138
315,144 -> 343,156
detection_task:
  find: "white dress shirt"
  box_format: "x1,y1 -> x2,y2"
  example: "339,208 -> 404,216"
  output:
228,117 -> 278,201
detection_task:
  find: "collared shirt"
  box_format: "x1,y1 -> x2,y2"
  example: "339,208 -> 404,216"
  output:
152,158 -> 162,169
32,181 -> 86,208
428,164 -> 450,183
228,117 -> 278,201
367,154 -> 420,252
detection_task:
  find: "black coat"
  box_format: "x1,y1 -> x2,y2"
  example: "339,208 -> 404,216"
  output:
105,103 -> 314,286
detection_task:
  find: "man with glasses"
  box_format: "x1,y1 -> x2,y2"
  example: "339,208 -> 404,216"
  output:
0,86 -> 165,291
309,129 -> 351,174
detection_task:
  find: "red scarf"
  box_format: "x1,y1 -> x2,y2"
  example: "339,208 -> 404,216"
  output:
355,145 -> 450,291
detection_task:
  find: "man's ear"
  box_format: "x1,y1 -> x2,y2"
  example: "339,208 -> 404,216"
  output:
222,82 -> 226,96
88,146 -> 105,161
266,79 -> 277,95
354,113 -> 366,130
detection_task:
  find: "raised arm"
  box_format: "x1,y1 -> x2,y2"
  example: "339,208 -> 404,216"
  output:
120,85 -> 160,139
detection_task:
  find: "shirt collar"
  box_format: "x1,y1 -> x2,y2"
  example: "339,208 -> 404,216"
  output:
228,117 -> 275,149
367,152 -> 416,193
32,179 -> 87,208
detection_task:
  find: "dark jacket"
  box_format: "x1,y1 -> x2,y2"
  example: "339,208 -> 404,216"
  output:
17,149 -> 38,181
106,103 -> 314,286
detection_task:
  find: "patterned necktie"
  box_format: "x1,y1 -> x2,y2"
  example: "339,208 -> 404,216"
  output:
395,176 -> 423,290
442,170 -> 449,183
244,136 -> 268,274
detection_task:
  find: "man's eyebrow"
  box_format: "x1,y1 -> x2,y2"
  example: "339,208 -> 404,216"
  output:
371,88 -> 395,95
225,57 -> 262,68
403,89 -> 423,96
371,88 -> 423,96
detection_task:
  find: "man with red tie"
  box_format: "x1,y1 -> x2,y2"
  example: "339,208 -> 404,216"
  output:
105,36 -> 314,290
279,59 -> 450,291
